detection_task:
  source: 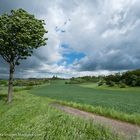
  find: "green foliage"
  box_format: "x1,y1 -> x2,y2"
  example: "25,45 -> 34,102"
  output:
121,70 -> 140,87
66,76 -> 99,84
106,81 -> 115,87
0,80 -> 8,86
104,69 -> 140,87
118,81 -> 126,88
98,79 -> 106,86
30,80 -> 140,124
65,69 -> 140,87
0,79 -> 49,88
0,9 -> 47,65
0,9 -> 47,102
0,90 -> 121,140
13,79 -> 49,87
51,75 -> 63,80
65,81 -> 68,84
80,76 -> 99,82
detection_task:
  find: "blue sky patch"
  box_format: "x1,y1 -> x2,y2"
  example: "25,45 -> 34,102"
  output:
61,44 -> 69,48
63,52 -> 86,65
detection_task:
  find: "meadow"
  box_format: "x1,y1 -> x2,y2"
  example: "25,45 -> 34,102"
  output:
0,87 -> 121,140
30,80 -> 140,125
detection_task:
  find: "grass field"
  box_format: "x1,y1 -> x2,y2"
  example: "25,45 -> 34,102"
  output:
0,87 -> 121,140
30,80 -> 140,125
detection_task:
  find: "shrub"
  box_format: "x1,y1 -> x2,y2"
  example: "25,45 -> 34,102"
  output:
98,80 -> 106,86
24,86 -> 33,90
119,83 -> 126,88
65,81 -> 68,84
106,81 -> 115,87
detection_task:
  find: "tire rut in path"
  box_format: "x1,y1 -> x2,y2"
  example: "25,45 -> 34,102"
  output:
50,103 -> 140,139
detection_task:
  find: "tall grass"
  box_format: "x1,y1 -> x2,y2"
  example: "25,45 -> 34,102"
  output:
0,90 -> 121,140
56,100 -> 140,125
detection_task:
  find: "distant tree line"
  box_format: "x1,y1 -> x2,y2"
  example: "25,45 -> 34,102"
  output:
0,76 -> 65,87
0,78 -> 49,87
66,69 -> 140,87
65,76 -> 99,84
51,75 -> 65,80
99,69 -> 140,87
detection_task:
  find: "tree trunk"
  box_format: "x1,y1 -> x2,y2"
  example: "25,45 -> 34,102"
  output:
7,63 -> 14,103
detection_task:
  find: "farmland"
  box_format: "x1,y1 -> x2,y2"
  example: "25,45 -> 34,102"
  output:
0,87 -> 121,140
0,79 -> 140,139
31,80 -> 140,124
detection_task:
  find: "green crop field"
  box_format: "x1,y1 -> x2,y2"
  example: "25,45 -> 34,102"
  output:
31,80 -> 140,114
30,80 -> 140,124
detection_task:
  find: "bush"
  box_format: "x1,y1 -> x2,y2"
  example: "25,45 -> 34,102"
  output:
119,83 -> 126,88
132,80 -> 137,87
103,69 -> 140,87
98,80 -> 106,86
106,81 -> 115,87
24,86 -> 33,90
65,81 -> 68,84
98,82 -> 103,86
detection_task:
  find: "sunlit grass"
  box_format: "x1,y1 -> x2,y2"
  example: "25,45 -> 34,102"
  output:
56,100 -> 140,125
0,89 -> 121,140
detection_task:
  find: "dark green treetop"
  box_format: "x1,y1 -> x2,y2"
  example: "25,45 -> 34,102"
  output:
0,9 -> 47,67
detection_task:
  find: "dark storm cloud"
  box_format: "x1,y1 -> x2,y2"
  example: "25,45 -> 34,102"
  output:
79,40 -> 140,71
0,0 -> 46,14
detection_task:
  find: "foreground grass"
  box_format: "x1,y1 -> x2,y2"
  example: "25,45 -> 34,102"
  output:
30,80 -> 140,125
0,89 -> 121,140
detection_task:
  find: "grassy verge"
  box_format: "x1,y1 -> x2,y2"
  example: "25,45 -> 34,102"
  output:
0,89 -> 121,140
56,100 -> 140,125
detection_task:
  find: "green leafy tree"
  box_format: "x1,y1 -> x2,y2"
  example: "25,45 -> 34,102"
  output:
0,9 -> 47,103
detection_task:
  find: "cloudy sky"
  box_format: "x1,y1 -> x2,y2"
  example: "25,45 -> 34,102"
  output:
0,0 -> 140,78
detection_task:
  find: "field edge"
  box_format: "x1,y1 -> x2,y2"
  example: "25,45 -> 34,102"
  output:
53,99 -> 140,126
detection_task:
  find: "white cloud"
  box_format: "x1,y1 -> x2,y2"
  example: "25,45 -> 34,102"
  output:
0,0 -> 140,78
